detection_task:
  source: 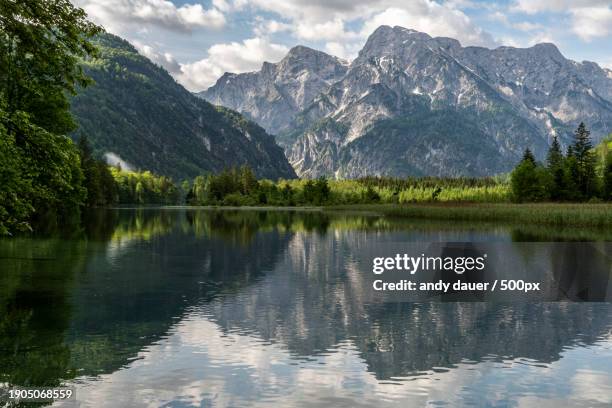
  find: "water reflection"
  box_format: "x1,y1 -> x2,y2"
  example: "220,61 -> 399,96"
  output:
0,208 -> 610,407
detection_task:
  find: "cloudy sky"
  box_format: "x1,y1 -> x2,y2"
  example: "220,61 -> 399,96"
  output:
71,0 -> 612,92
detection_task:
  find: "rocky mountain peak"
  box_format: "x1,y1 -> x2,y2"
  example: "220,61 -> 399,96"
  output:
200,25 -> 612,179
279,45 -> 348,76
200,44 -> 348,135
285,45 -> 323,59
530,42 -> 564,60
433,37 -> 462,51
358,25 -> 433,59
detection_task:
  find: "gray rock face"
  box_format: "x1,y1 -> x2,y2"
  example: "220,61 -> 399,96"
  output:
201,25 -> 612,178
199,45 -> 348,136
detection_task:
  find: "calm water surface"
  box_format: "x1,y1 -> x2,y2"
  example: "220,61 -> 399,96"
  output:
1,208 -> 611,407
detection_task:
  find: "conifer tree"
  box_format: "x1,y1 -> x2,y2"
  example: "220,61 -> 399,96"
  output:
78,135 -> 117,207
547,136 -> 563,168
603,152 -> 612,201
546,136 -> 565,200
511,149 -> 549,202
239,165 -> 258,196
572,122 -> 598,198
563,145 -> 580,201
522,148 -> 536,165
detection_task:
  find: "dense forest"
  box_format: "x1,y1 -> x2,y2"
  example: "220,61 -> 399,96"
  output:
183,167 -> 508,206
70,33 -> 296,181
0,0 -> 102,234
511,123 -> 612,202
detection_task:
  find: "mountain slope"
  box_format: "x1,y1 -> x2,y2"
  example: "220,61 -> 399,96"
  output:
199,45 -> 348,136
70,34 -> 296,180
201,25 -> 612,178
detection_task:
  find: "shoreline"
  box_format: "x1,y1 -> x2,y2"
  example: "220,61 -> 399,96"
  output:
336,203 -> 612,228
103,203 -> 612,228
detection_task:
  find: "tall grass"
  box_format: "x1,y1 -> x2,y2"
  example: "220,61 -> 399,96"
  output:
277,178 -> 510,204
369,203 -> 612,228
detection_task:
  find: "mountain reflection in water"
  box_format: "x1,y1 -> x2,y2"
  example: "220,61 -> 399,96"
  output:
0,208 -> 610,408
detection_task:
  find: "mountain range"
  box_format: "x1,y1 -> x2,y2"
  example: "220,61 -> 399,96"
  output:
201,25 -> 612,178
70,34 -> 296,181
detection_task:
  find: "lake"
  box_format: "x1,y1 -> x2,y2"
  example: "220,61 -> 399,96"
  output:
1,208 -> 611,407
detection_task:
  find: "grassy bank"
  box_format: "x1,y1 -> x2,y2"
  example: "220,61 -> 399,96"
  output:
329,203 -> 612,228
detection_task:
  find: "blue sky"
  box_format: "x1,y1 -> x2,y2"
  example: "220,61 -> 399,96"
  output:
72,0 -> 612,91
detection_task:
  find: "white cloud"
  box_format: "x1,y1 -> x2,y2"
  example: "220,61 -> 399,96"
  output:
239,0 -> 370,23
324,42 -> 360,60
495,36 -> 522,48
73,0 -> 610,93
488,11 -> 543,32
177,38 -> 289,91
245,0 -> 496,61
360,5 -> 496,47
212,0 -> 233,12
527,31 -> 556,46
253,17 -> 292,37
489,11 -> 510,25
511,0 -> 610,14
512,21 -> 543,31
511,1 -> 612,41
294,18 -> 355,42
570,6 -> 612,41
73,0 -> 226,34
133,41 -> 182,74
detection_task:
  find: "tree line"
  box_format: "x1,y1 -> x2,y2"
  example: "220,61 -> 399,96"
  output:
186,167 -> 332,206
511,123 -> 612,202
78,136 -> 180,207
182,167 -> 511,206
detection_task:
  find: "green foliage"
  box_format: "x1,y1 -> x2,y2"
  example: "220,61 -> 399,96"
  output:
511,124 -> 610,203
603,152 -> 612,200
110,168 -> 180,205
511,150 -> 550,202
0,0 -> 101,234
70,34 -> 295,181
379,203 -> 612,229
363,186 -> 381,203
546,136 -> 565,201
0,0 -> 102,130
522,148 -> 536,165
0,121 -> 32,234
2,110 -> 86,233
78,135 -> 117,207
302,178 -> 331,205
187,166 -> 511,207
572,123 -> 599,197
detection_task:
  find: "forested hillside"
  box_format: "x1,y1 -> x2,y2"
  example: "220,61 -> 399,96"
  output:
70,34 -> 296,181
